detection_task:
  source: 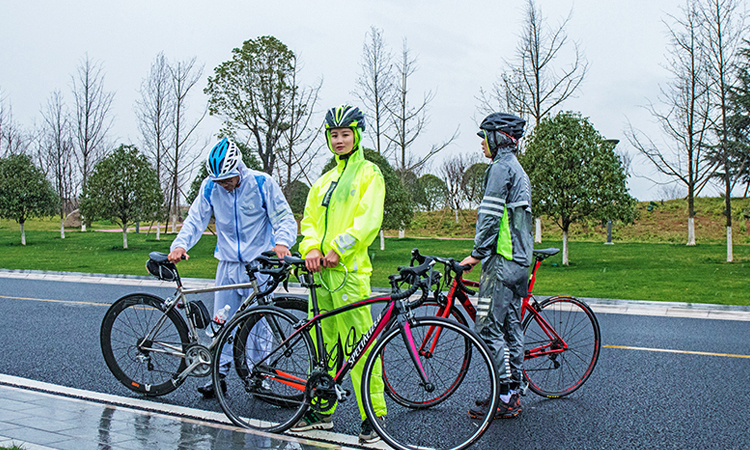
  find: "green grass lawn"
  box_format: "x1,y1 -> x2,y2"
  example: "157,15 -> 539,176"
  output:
1,226 -> 748,305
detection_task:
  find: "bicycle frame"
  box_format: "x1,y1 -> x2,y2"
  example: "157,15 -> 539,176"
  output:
136,277 -> 275,383
250,276 -> 432,398
420,254 -> 568,362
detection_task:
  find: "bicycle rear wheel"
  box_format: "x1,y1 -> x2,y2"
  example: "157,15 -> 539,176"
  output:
214,306 -> 314,432
363,317 -> 498,450
100,294 -> 189,396
522,295 -> 601,398
382,301 -> 471,409
233,296 -> 308,408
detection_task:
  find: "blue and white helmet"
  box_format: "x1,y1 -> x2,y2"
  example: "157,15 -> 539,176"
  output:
206,138 -> 241,181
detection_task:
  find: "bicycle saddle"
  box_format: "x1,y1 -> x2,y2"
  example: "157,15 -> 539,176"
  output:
149,252 -> 169,262
533,248 -> 560,261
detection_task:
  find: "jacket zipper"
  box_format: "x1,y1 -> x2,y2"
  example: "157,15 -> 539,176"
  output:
321,157 -> 349,255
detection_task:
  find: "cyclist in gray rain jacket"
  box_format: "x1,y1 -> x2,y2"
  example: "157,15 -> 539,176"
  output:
460,112 -> 532,420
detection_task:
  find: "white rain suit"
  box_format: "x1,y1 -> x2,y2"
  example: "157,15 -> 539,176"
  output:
170,162 -> 298,372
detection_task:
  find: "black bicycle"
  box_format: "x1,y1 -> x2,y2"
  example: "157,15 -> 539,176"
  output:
212,255 -> 499,450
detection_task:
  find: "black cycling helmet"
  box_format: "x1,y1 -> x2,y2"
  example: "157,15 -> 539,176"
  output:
477,112 -> 526,156
324,105 -> 366,154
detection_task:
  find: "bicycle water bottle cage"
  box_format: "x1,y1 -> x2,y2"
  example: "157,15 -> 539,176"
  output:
146,252 -> 179,282
186,300 -> 211,329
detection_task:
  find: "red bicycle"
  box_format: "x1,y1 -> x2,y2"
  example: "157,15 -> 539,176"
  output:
383,248 -> 601,407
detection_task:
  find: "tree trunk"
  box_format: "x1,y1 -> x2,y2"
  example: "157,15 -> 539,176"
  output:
380,229 -> 385,250
123,228 -> 128,249
171,213 -> 177,234
454,209 -> 459,224
156,221 -> 161,240
81,222 -> 86,232
60,218 -> 65,239
535,217 -> 542,243
398,228 -> 405,238
687,217 -> 695,246
20,222 -> 26,246
727,226 -> 733,262
562,229 -> 569,266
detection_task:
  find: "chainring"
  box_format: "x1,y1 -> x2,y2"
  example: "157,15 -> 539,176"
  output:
185,344 -> 212,377
305,371 -> 338,412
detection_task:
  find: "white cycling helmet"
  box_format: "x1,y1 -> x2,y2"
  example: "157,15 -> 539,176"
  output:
206,138 -> 241,181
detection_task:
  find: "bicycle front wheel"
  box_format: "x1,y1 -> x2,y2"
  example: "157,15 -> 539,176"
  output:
363,317 -> 498,450
522,295 -> 601,398
382,302 -> 471,409
100,294 -> 189,396
214,306 -> 314,432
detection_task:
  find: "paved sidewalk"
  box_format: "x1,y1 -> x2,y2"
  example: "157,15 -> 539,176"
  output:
0,375 -> 353,450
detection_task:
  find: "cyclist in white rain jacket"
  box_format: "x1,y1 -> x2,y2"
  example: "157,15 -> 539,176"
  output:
168,138 -> 297,398
461,113 -> 532,420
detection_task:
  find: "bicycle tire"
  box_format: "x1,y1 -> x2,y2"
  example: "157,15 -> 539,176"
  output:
522,295 -> 601,398
382,301 -> 471,409
233,296 -> 308,408
362,317 -> 498,450
213,306 -> 314,432
100,293 -> 189,396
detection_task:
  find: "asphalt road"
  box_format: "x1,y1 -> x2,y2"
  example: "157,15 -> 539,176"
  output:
0,276 -> 749,449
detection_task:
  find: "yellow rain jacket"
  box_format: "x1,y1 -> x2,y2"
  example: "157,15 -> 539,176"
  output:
299,148 -> 385,273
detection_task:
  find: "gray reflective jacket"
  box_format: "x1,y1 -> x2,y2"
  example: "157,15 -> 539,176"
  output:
471,147 -> 533,267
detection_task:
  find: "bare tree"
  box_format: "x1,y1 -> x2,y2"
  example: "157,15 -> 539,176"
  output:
627,0 -> 716,246
166,57 -> 205,233
440,154 -> 473,223
136,52 -> 174,239
71,55 -> 114,231
0,90 -> 28,156
387,39 -> 457,175
275,55 -> 322,190
479,0 -> 587,127
354,26 -> 395,155
699,0 -> 747,262
40,90 -> 76,239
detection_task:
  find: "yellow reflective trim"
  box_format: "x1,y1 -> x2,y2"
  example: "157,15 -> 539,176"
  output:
496,205 -> 512,259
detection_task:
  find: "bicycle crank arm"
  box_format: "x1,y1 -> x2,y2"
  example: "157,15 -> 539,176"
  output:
173,353 -> 211,382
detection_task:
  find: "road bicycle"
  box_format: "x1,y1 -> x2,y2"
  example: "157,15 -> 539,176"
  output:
212,255 -> 498,450
384,248 -> 600,407
99,252 -> 307,397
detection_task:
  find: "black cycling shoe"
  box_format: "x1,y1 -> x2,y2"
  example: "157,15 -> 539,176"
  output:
197,376 -> 227,399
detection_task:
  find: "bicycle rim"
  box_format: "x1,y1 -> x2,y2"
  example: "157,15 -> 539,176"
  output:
214,306 -> 314,432
364,317 -> 497,450
100,294 -> 189,396
522,296 -> 601,398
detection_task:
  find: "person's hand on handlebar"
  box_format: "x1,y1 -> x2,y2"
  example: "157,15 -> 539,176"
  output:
305,249 -> 341,272
459,255 -> 480,272
322,249 -> 340,269
305,249 -> 324,272
168,247 -> 188,263
272,244 -> 291,259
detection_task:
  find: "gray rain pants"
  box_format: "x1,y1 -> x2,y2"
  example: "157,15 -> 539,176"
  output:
475,254 -> 529,388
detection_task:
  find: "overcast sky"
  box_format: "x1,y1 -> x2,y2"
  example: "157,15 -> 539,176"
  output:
0,0 -> 715,201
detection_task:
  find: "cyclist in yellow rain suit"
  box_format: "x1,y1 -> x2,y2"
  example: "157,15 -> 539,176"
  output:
291,105 -> 386,444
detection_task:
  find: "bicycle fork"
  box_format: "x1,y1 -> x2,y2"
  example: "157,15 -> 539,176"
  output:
397,315 -> 435,393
